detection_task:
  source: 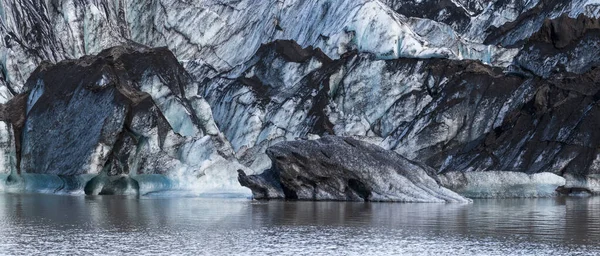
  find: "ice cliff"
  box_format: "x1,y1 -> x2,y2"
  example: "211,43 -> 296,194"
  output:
1,46 -> 251,196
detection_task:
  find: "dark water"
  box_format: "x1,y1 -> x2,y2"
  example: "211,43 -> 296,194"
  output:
0,194 -> 599,255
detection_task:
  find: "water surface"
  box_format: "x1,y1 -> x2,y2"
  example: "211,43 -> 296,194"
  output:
0,194 -> 599,255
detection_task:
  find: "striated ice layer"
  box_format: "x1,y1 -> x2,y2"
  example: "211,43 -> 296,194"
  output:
439,171 -> 566,198
1,0 -> 528,96
407,17 -> 519,66
0,173 -> 251,197
0,0 -> 128,93
382,0 -> 541,43
126,0 -> 515,70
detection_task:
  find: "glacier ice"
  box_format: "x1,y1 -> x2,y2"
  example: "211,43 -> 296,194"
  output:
438,171 -> 566,198
0,46 -> 254,197
0,122 -> 16,176
2,0 -> 600,200
1,0 -> 539,96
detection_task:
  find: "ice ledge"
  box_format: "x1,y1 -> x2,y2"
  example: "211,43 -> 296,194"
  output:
439,171 -> 566,198
0,173 -> 252,198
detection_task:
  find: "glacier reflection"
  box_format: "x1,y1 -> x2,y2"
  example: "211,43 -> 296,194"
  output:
0,195 -> 599,255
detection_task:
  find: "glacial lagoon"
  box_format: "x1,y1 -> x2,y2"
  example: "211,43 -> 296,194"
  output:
0,194 -> 599,255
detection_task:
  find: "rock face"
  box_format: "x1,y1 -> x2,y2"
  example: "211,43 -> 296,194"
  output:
1,46 -> 251,195
239,136 -> 470,203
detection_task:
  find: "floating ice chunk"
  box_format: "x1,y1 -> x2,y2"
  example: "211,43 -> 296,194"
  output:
439,171 -> 566,198
241,136 -> 470,203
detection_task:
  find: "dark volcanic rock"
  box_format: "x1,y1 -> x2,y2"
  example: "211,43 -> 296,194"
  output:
239,136 -> 470,203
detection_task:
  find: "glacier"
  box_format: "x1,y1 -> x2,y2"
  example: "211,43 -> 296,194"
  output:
2,0 -> 600,199
1,46 -> 253,197
1,0 -> 547,94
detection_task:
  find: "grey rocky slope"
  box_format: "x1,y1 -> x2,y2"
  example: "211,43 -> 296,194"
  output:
238,136 -> 470,202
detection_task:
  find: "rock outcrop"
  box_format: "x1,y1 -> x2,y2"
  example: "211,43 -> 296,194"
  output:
239,136 -> 470,203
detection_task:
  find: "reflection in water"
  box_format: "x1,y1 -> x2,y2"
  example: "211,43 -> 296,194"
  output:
0,194 -> 599,255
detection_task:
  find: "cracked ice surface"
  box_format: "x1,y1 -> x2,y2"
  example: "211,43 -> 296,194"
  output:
1,0 -> 532,96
